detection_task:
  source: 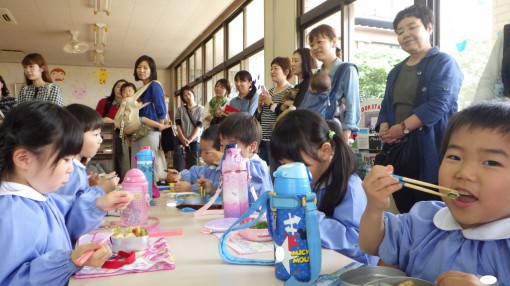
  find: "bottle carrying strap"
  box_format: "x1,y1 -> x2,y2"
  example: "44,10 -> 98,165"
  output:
218,191 -> 273,265
218,192 -> 322,286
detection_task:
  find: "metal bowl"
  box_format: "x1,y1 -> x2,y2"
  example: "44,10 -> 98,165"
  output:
181,194 -> 207,205
339,266 -> 407,286
363,276 -> 436,286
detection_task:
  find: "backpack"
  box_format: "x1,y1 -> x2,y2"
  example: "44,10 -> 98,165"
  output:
114,81 -> 161,138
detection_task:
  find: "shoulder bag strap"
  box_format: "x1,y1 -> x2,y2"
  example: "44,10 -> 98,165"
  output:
185,106 -> 198,128
324,63 -> 357,119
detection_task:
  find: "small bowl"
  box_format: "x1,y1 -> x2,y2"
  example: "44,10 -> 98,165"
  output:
111,235 -> 149,252
238,228 -> 272,242
182,194 -> 207,205
364,276 -> 436,286
339,266 -> 407,286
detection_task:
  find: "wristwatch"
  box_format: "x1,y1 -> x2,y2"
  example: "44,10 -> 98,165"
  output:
400,121 -> 410,135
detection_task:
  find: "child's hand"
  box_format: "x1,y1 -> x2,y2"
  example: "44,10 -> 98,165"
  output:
166,169 -> 181,182
88,172 -> 101,187
435,270 -> 484,286
362,165 -> 402,212
98,172 -> 119,193
196,176 -> 214,194
71,242 -> 112,268
96,190 -> 133,212
174,181 -> 192,192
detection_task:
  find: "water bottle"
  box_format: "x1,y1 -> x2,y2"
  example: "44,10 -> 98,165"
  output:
270,162 -> 321,283
218,162 -> 321,285
135,146 -> 155,205
221,147 -> 249,218
120,168 -> 149,225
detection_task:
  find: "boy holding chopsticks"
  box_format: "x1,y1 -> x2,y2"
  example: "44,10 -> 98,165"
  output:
360,100 -> 510,285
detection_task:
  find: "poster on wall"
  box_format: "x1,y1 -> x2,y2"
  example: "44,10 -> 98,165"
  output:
50,68 -> 66,82
359,98 -> 382,130
94,68 -> 110,85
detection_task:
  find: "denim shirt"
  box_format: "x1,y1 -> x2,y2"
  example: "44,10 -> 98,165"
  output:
376,47 -> 463,183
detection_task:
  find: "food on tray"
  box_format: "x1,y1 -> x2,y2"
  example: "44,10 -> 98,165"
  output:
112,226 -> 148,238
397,281 -> 414,286
251,221 -> 268,229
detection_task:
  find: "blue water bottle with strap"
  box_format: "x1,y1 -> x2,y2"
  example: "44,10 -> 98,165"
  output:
135,146 -> 155,206
218,162 -> 321,285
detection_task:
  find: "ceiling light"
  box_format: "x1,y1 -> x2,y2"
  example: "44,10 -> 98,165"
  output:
94,50 -> 104,66
94,23 -> 107,47
94,0 -> 112,16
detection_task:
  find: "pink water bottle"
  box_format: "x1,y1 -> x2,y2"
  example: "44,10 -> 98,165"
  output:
222,148 -> 249,218
120,168 -> 150,225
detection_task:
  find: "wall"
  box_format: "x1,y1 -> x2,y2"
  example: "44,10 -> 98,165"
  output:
493,0 -> 510,40
263,0 -> 298,87
0,62 -> 171,109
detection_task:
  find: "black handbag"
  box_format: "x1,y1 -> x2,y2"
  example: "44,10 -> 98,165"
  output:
161,127 -> 176,152
374,132 -> 420,176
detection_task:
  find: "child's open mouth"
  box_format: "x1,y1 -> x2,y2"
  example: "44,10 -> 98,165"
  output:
453,189 -> 478,207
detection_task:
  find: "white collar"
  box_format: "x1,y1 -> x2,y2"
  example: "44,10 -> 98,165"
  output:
0,182 -> 47,201
433,207 -> 510,240
73,158 -> 86,169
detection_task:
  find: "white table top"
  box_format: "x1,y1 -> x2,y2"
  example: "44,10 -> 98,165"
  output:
70,195 -> 354,286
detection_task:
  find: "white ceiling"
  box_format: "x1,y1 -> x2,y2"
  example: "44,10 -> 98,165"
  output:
0,0 -> 235,69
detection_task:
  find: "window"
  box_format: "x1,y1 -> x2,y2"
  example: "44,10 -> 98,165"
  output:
352,0 -> 411,102
246,49 -> 265,91
189,55 -> 195,82
439,0 -> 494,107
181,63 -> 187,88
303,0 -> 328,13
228,13 -> 244,58
176,65 -> 182,89
195,47 -> 203,77
228,64 -> 241,99
214,28 -> 224,67
205,39 -> 214,72
303,12 -> 341,48
246,0 -> 264,47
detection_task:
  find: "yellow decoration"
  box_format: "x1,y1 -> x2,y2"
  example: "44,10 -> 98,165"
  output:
94,68 -> 110,85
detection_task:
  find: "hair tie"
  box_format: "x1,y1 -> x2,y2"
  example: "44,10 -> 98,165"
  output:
328,130 -> 335,140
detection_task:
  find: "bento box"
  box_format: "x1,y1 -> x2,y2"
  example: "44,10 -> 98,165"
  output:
111,226 -> 149,252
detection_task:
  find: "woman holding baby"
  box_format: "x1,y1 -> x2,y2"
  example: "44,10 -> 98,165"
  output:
300,24 -> 361,142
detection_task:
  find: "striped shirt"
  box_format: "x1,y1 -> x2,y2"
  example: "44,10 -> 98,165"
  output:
259,85 -> 293,140
18,84 -> 63,106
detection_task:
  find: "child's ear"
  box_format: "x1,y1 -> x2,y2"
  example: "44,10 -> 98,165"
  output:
12,148 -> 33,170
318,142 -> 333,161
248,141 -> 258,154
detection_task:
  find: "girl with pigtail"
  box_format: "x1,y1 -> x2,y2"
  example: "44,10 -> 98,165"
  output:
270,109 -> 378,266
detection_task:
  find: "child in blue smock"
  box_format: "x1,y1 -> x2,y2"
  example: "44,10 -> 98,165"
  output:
167,125 -> 222,193
0,101 -> 133,286
360,100 -> 510,285
270,109 -> 378,266
55,104 -> 119,239
198,113 -> 273,197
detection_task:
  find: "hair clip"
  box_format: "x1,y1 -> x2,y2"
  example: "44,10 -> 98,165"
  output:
328,130 -> 335,140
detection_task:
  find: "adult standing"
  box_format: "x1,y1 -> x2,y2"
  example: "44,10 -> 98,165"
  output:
18,53 -> 63,106
95,79 -> 130,180
130,55 -> 168,171
174,85 -> 204,171
257,57 -> 293,170
376,4 -> 463,213
0,75 -> 17,120
229,70 -> 259,115
300,25 -> 360,141
202,79 -> 231,129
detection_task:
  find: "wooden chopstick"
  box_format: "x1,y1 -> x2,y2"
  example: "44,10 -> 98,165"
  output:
393,174 -> 458,194
402,182 -> 449,198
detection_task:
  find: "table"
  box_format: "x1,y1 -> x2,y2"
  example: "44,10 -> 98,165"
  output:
70,196 -> 354,286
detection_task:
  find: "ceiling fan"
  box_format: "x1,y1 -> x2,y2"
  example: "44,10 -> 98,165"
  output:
63,30 -> 89,54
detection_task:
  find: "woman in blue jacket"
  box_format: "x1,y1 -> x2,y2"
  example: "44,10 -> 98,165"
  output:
376,4 -> 463,213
